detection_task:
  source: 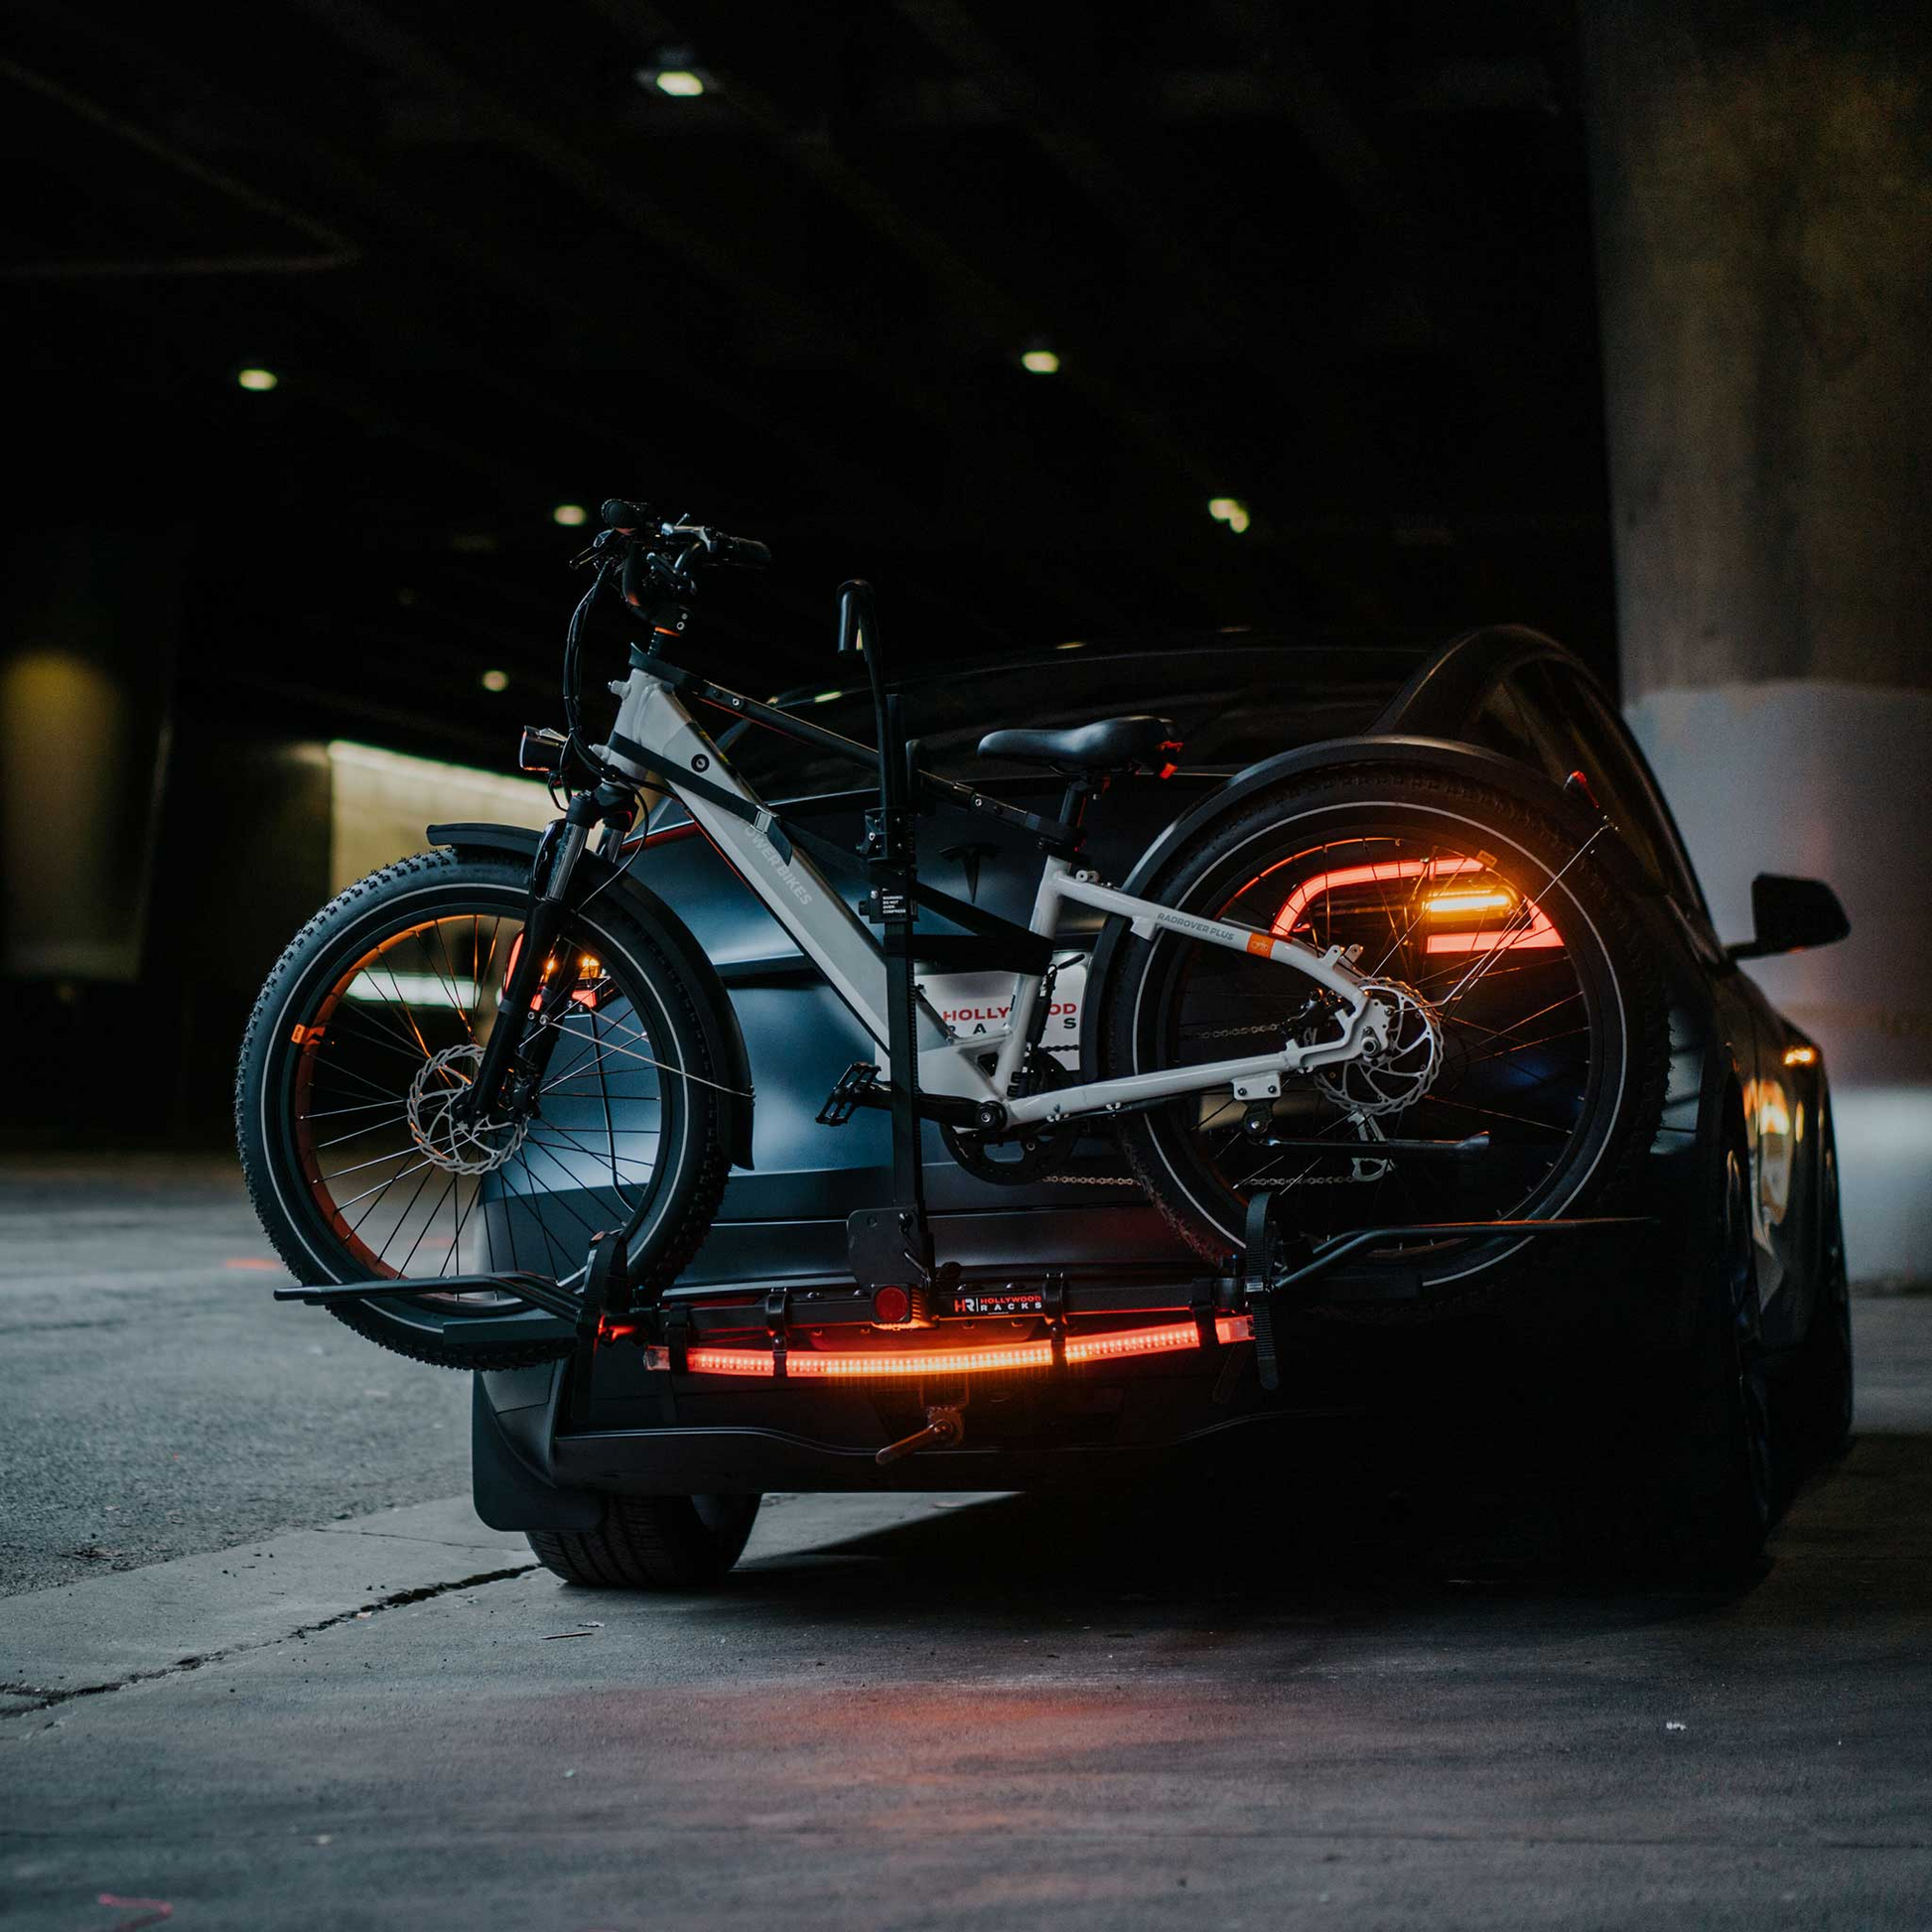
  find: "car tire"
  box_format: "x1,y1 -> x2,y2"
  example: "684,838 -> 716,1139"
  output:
1566,1135 -> 1776,1577
1793,1105 -> 1854,1466
527,1493 -> 761,1589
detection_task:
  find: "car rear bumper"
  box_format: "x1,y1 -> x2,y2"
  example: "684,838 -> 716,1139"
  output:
466,1209 -> 1672,1532
475,1341 -> 1303,1522
470,1308 -> 1562,1528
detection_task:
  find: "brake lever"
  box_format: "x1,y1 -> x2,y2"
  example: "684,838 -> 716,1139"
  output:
568,527 -> 622,570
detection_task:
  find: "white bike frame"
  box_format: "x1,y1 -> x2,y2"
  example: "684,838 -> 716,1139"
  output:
601,668 -> 1388,1127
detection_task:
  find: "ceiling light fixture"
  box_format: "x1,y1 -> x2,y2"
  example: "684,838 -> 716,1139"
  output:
638,65 -> 705,96
1207,496 -> 1250,534
552,502 -> 587,527
481,669 -> 509,693
1020,347 -> 1060,374
236,367 -> 279,392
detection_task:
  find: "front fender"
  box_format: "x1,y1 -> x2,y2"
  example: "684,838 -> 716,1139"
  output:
427,820 -> 755,1171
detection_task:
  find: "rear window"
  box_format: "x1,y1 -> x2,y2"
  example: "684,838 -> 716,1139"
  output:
723,646 -> 1423,797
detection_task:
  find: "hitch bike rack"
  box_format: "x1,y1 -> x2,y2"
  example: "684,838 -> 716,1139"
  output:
274,580 -> 1656,1422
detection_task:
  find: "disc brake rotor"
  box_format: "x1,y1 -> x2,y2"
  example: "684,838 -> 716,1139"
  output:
1314,980 -> 1445,1119
406,1042 -> 531,1175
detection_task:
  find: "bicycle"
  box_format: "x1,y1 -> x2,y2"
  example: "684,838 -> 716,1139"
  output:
237,499 -> 1664,1369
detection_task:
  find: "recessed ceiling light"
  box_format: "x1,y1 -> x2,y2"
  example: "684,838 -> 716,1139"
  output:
1021,348 -> 1060,375
236,367 -> 278,392
481,669 -> 509,693
552,502 -> 587,527
650,68 -> 705,96
1207,496 -> 1250,534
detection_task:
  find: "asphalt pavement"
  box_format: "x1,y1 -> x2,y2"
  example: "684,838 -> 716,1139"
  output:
0,1158 -> 471,1597
3,1157 -> 1930,1930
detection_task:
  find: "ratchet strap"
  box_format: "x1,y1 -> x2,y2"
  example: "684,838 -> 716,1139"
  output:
606,731 -> 794,863
609,731 -> 1053,976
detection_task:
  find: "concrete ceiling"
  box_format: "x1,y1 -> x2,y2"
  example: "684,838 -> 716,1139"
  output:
3,0 -> 1613,759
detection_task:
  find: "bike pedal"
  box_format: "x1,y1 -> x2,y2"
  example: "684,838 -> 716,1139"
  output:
817,1061 -> 886,1127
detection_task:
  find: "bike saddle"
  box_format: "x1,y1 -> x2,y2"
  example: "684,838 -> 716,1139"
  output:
976,715 -> 1181,772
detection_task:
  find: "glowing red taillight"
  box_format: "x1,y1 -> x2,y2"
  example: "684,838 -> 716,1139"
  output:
645,1315 -> 1254,1379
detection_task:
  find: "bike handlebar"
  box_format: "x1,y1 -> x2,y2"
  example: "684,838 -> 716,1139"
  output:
599,497 -> 770,573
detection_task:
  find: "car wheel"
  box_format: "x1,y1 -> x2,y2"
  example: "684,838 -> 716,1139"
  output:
1564,1137 -> 1775,1577
1795,1109 -> 1854,1464
527,1493 -> 761,1589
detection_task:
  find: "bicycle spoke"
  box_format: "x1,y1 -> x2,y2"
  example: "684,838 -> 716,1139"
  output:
311,1112 -> 411,1152
299,1098 -> 415,1121
395,1173 -> 457,1277
427,921 -> 478,1043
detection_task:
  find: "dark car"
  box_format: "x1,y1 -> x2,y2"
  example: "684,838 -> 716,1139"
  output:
459,625 -> 1852,1585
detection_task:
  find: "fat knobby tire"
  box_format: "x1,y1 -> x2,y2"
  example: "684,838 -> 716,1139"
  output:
1094,767 -> 1671,1320
234,849 -> 731,1370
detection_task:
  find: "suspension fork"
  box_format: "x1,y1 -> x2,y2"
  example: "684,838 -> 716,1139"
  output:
466,786 -> 633,1120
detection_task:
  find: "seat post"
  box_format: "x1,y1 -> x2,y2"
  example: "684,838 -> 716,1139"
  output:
1056,775 -> 1099,846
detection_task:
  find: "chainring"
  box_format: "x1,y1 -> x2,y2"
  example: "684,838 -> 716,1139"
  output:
942,1049 -> 1077,1185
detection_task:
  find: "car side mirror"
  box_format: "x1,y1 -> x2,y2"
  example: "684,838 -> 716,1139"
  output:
1726,874 -> 1850,962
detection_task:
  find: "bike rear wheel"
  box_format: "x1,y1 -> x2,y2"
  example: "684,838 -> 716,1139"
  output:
236,850 -> 731,1367
1094,769 -> 1668,1312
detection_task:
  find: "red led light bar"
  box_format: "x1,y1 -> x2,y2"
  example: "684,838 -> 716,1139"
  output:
1271,856 -> 1483,935
644,1314 -> 1254,1379
1422,909 -> 1562,955
1267,856 -> 1563,957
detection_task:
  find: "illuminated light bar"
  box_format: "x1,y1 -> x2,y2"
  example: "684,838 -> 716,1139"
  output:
1423,906 -> 1562,955
1271,857 -> 1483,936
1425,890 -> 1515,915
645,1315 -> 1254,1379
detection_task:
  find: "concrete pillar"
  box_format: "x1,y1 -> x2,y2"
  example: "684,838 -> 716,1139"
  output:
0,532 -> 179,982
1584,1 -> 1932,1282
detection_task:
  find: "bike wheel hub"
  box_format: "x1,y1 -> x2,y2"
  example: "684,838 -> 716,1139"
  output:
406,1042 -> 531,1174
1316,980 -> 1444,1118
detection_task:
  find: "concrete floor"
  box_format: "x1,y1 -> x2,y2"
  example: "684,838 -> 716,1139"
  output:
0,1158 -> 471,1597
2,1157 -> 1930,1930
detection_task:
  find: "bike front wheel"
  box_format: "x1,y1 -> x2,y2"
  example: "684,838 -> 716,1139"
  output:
1093,768 -> 1668,1312
236,849 -> 732,1367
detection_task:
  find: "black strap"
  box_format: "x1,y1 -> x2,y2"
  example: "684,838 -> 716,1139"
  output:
785,822 -> 1054,974
613,734 -> 1055,974
608,732 -> 793,862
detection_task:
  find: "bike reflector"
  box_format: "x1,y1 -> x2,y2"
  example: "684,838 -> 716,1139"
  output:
644,1315 -> 1254,1379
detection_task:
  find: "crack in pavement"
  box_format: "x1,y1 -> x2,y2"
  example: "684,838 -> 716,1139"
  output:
0,1563 -> 537,1718
314,1524 -> 530,1550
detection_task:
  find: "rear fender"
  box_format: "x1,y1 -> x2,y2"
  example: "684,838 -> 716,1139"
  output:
1081,735 -> 1655,1080
427,821 -> 755,1170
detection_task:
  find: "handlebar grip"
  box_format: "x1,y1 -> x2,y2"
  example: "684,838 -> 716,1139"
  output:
601,497 -> 653,532
710,534 -> 771,571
